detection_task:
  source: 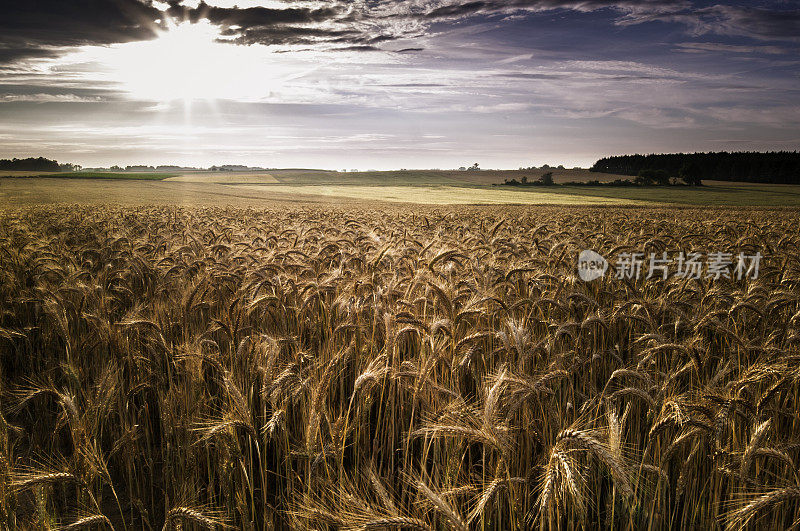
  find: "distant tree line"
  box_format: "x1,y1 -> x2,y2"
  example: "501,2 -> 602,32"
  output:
501,172 -> 555,186
591,151 -> 800,184
519,164 -> 566,171
0,157 -> 62,172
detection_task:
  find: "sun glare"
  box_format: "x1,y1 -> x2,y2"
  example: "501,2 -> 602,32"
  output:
52,17 -> 387,109
113,20 -> 248,101
76,20 -> 292,103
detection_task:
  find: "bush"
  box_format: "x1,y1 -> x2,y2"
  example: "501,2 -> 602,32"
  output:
680,162 -> 703,186
636,169 -> 671,186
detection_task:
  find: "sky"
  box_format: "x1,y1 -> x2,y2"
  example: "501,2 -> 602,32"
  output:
0,0 -> 798,170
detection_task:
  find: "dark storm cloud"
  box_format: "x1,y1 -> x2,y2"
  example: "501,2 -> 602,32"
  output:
165,1 -> 340,27
0,47 -> 63,63
419,0 -> 688,20
219,25 -> 359,47
0,0 -> 354,63
0,0 -> 164,62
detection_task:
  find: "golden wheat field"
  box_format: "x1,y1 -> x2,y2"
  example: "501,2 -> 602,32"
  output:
1,205 -> 800,530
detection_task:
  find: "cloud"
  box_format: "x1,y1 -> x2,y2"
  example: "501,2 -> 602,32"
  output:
0,0 -> 358,63
219,25 -> 360,47
165,1 -> 341,30
675,42 -> 789,55
0,93 -> 104,103
376,83 -> 448,87
616,4 -> 800,41
404,1 -> 799,43
414,0 -> 690,21
336,45 -> 382,52
0,46 -> 64,63
0,0 -> 163,62
1,0 -> 798,67
168,0 -> 695,51
499,72 -> 566,80
692,5 -> 800,41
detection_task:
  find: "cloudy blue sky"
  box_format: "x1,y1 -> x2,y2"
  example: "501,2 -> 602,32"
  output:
0,0 -> 798,169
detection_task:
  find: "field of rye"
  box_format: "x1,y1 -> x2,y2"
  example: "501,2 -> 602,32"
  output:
0,205 -> 799,530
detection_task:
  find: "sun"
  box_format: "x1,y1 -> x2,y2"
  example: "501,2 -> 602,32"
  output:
110,20 -> 248,102
66,19 -> 288,104
54,18 -> 327,108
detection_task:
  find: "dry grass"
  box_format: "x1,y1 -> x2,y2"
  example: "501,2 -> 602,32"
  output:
163,173 -> 279,184
235,184 -> 637,205
0,205 -> 798,530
